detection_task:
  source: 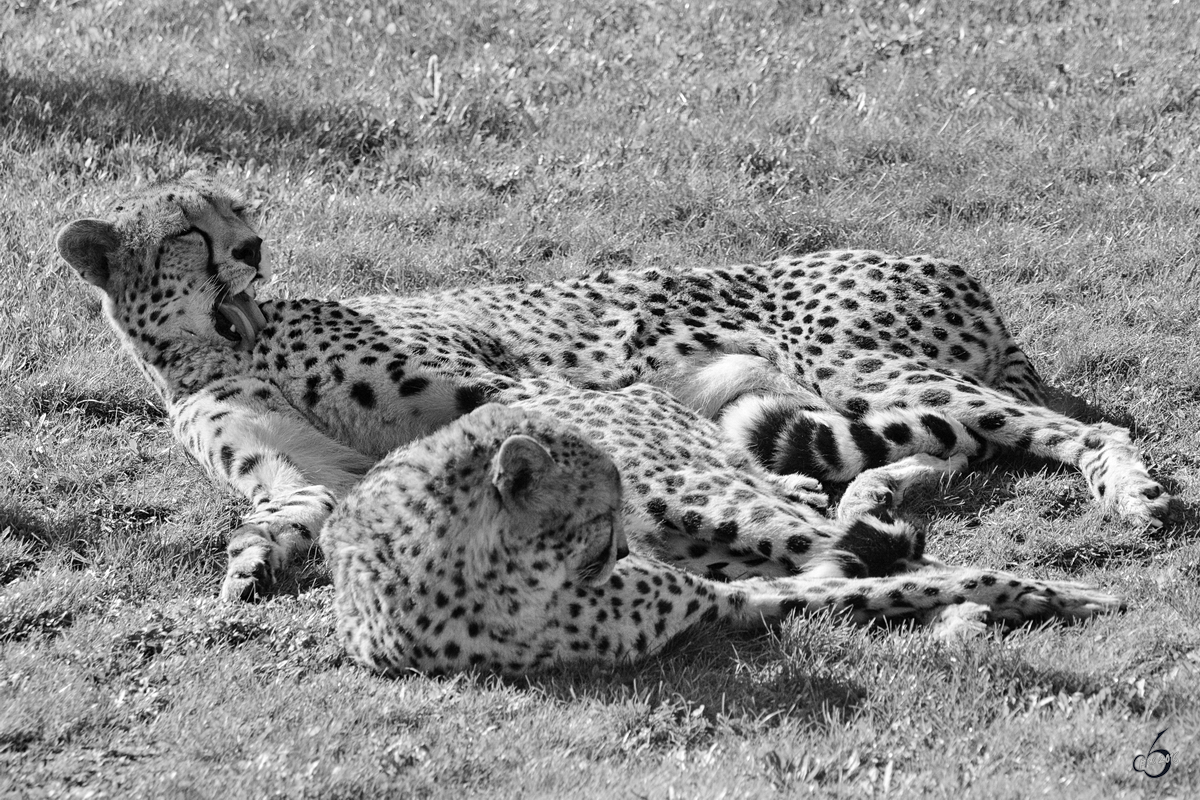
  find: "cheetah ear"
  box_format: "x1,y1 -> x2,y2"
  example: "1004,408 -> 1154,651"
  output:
57,219 -> 119,292
492,435 -> 556,505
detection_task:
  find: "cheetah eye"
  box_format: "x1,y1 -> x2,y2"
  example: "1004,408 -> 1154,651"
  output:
167,227 -> 201,240
230,202 -> 260,224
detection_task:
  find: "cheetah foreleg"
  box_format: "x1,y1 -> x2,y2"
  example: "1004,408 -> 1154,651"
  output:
173,381 -> 376,601
757,568 -> 1123,627
586,562 -> 1121,668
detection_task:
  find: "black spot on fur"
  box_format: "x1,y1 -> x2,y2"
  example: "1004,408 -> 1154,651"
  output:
919,388 -> 951,407
786,535 -> 810,554
920,414 -> 958,451
399,376 -> 430,396
844,396 -> 871,418
843,592 -> 868,610
236,454 -> 261,478
350,381 -> 376,409
455,384 -> 493,414
835,519 -> 911,576
744,404 -> 792,466
776,417 -> 816,474
882,422 -> 912,445
978,411 -> 1007,430
814,424 -> 842,473
303,375 -> 321,406
645,498 -> 668,520
849,422 -> 889,469
856,359 -> 882,374
713,520 -> 739,544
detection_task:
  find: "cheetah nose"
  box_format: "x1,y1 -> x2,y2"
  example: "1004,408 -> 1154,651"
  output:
232,237 -> 262,269
615,542 -> 630,560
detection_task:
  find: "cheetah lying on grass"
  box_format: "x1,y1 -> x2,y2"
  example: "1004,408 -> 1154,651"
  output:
323,398 -> 1122,676
55,174 -> 1170,600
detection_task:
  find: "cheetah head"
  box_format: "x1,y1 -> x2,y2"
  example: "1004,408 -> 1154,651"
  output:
56,172 -> 270,356
458,405 -> 628,588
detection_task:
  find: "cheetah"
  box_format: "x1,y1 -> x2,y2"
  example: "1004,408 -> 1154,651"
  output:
323,403 -> 1122,676
56,174 -> 1171,600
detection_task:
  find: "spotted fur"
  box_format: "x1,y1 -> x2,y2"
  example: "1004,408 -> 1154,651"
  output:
496,379 -> 936,582
57,175 -> 1170,600
323,404 -> 1122,676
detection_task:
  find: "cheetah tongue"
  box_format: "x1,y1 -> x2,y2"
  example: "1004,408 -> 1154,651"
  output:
216,292 -> 267,352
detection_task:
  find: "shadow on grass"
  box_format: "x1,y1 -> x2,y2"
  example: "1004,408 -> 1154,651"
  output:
1149,484 -> 1200,544
2,67 -> 408,169
24,382 -> 165,426
0,500 -> 178,581
508,624 -> 870,734
272,558 -> 335,598
357,614 -> 1139,736
0,503 -> 91,570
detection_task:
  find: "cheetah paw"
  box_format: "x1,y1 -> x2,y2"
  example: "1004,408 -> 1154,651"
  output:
995,579 -> 1125,623
1114,481 -> 1173,529
220,524 -> 278,602
926,602 -> 989,640
770,473 -> 829,508
1045,579 -> 1126,619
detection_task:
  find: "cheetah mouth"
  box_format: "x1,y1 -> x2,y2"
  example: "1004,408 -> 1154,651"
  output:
213,290 -> 267,352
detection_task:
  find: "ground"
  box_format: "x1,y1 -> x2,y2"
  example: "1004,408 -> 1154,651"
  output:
1,1 -> 1199,797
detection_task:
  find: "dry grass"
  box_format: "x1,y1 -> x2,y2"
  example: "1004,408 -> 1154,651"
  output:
2,0 -> 1199,797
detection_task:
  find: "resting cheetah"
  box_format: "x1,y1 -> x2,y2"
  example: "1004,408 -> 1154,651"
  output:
56,175 -> 1170,599
323,403 -> 1122,676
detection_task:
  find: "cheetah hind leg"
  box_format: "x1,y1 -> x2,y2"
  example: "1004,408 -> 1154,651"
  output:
862,369 -> 1172,528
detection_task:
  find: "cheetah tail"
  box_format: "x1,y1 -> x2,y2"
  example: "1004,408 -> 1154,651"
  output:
721,394 -> 982,482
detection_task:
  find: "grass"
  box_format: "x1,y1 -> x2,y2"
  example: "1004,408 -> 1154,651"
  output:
2,0 -> 1199,796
